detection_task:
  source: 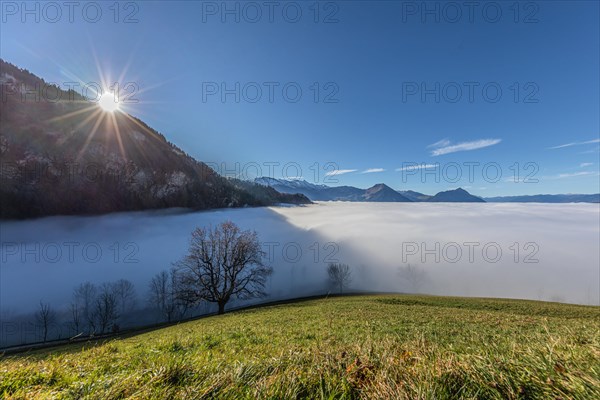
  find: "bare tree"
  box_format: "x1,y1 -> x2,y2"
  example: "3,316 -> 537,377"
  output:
327,263 -> 352,294
398,264 -> 428,293
174,221 -> 272,314
94,283 -> 119,333
149,270 -> 171,321
73,282 -> 97,333
148,269 -> 188,322
69,302 -> 82,335
36,301 -> 56,342
113,279 -> 137,316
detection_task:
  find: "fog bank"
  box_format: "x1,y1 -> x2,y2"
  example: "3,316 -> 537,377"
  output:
1,202 -> 598,322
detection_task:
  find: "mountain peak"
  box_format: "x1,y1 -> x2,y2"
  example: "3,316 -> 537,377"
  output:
428,187 -> 485,203
364,183 -> 411,202
367,183 -> 391,191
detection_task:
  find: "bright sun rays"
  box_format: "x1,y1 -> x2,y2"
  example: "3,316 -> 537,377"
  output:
98,91 -> 120,112
42,59 -> 166,164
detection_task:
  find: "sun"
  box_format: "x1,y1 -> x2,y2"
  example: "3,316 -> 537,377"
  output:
98,91 -> 120,112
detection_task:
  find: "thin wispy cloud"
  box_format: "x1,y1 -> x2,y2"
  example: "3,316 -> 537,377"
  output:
429,139 -> 502,156
361,168 -> 385,174
552,171 -> 598,179
395,164 -> 438,171
548,138 -> 600,149
325,169 -> 357,177
427,139 -> 450,148
580,163 -> 594,168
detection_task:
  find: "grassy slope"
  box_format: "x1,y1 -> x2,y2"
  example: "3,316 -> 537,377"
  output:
1,295 -> 599,399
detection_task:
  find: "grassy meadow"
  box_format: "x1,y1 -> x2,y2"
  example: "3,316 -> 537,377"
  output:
1,294 -> 599,399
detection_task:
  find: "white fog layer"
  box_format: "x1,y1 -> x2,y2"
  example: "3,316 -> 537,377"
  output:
1,202 -> 599,320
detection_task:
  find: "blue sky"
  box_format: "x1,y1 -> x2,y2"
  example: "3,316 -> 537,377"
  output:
1,0 -> 599,196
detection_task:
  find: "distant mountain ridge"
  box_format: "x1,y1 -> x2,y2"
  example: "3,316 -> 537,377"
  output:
254,177 -> 365,201
427,188 -> 485,203
254,178 -> 484,203
397,190 -> 432,202
484,194 -> 600,203
0,59 -> 310,219
255,177 -> 599,203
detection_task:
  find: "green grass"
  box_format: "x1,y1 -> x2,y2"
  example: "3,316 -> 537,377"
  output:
1,294 -> 599,399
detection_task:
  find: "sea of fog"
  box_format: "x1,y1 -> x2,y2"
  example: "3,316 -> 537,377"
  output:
1,202 -> 599,321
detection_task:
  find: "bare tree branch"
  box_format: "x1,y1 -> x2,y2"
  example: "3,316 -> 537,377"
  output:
36,301 -> 56,342
148,269 -> 189,322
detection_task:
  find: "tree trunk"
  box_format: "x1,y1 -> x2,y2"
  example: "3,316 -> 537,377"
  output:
217,301 -> 225,315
